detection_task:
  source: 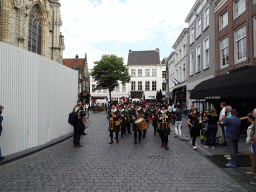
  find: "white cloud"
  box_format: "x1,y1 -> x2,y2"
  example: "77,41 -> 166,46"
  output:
61,0 -> 196,68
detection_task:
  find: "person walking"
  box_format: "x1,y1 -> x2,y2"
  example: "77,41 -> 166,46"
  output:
222,109 -> 241,168
218,102 -> 227,145
0,105 -> 4,160
131,103 -> 144,144
187,108 -> 200,150
152,104 -> 160,135
124,103 -> 132,134
73,101 -> 86,147
204,108 -> 219,149
174,105 -> 183,138
85,103 -> 89,111
107,103 -> 120,144
119,105 -> 127,138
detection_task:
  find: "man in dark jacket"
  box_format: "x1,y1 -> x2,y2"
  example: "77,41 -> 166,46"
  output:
73,101 -> 86,147
222,109 -> 241,167
0,105 -> 4,160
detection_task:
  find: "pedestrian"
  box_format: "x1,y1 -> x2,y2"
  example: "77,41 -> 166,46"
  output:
124,103 -> 132,134
152,103 -> 160,135
250,108 -> 256,186
187,108 -> 200,150
0,105 -> 4,160
131,102 -> 144,144
107,103 -> 120,144
218,102 -> 227,145
189,104 -> 194,115
174,105 -> 183,138
157,104 -> 171,149
142,104 -> 149,138
119,105 -> 127,138
243,113 -> 256,176
73,101 -> 86,147
204,108 -> 219,149
222,109 -> 241,167
85,103 -> 89,111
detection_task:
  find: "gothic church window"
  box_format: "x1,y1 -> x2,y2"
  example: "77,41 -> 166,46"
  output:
28,5 -> 42,55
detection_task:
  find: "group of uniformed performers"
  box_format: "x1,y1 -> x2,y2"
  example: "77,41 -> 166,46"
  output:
107,102 -> 171,149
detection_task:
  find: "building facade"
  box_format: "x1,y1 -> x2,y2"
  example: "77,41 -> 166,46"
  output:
0,0 -> 64,63
63,54 -> 90,104
169,28 -> 188,106
90,49 -> 166,104
166,51 -> 175,104
185,0 -> 215,112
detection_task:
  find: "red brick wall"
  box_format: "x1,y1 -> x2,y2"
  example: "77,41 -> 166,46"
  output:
215,0 -> 256,76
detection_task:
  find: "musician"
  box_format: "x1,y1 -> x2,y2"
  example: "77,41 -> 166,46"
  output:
131,102 -> 144,144
142,105 -> 149,138
119,105 -> 127,138
124,102 -> 132,134
157,104 -> 171,149
107,103 -> 121,144
152,103 -> 160,135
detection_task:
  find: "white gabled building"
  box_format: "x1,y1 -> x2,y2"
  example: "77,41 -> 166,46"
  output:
90,49 -> 166,104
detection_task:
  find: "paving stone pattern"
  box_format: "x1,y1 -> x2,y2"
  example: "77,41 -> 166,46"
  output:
0,112 -> 248,192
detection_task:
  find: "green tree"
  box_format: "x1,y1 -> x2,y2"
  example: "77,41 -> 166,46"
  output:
90,54 -> 131,102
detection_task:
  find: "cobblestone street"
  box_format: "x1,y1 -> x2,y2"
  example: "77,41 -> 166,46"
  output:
0,112 -> 249,192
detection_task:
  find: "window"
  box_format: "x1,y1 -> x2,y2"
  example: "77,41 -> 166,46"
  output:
145,69 -> 150,77
234,0 -> 246,19
138,69 -> 142,77
197,17 -> 201,37
92,84 -> 95,92
131,69 -> 136,77
190,51 -> 194,76
162,71 -> 166,78
162,83 -> 166,91
138,81 -> 142,91
122,83 -> 126,92
204,6 -> 209,29
234,25 -> 246,63
203,37 -> 209,69
152,69 -> 156,77
220,37 -> 229,67
116,84 -> 119,92
145,81 -> 150,91
190,26 -> 195,44
196,45 -> 201,73
28,5 -> 42,55
131,81 -> 136,91
152,81 -> 156,91
103,89 -> 107,93
97,89 -> 101,93
220,10 -> 228,30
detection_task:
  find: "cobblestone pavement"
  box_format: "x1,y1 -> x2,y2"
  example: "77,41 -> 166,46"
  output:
0,111 -> 249,192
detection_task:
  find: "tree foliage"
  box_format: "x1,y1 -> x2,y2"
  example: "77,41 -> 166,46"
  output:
90,54 -> 131,101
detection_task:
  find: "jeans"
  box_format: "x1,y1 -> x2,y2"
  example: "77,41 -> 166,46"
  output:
206,125 -> 218,147
252,144 -> 256,164
175,121 -> 182,137
226,137 -> 238,165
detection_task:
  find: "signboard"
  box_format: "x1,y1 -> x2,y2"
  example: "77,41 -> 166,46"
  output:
205,96 -> 221,99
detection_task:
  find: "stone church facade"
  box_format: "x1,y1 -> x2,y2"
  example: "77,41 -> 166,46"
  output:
0,0 -> 64,63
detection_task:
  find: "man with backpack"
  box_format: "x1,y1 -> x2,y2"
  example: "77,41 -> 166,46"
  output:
69,101 -> 86,147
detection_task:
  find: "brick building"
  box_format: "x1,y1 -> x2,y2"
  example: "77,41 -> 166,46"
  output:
63,54 -> 90,104
0,0 -> 64,63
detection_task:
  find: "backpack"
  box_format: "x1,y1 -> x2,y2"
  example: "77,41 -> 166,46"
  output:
68,108 -> 80,126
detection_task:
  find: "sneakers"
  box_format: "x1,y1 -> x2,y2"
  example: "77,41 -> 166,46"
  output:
108,141 -> 113,144
174,135 -> 178,138
227,157 -> 231,160
116,141 -> 119,144
224,154 -> 230,158
193,146 -> 198,150
165,146 -> 169,150
161,145 -> 164,148
204,146 -> 209,149
246,172 -> 256,175
250,182 -> 256,186
225,163 -> 236,168
132,142 -> 137,145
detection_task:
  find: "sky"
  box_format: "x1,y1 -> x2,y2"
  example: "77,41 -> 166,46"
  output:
61,0 -> 196,69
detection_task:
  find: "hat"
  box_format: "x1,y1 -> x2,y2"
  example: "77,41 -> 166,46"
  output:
110,103 -> 116,106
156,103 -> 160,106
124,102 -> 128,105
142,105 -> 146,108
0,105 -> 4,109
161,104 -> 166,109
119,105 -> 124,108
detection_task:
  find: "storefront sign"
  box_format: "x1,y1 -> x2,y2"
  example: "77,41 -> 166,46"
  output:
205,96 -> 221,99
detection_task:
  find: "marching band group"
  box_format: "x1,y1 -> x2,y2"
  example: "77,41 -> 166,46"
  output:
107,102 -> 171,149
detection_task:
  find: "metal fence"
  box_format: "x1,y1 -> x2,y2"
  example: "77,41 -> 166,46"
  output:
0,42 -> 78,156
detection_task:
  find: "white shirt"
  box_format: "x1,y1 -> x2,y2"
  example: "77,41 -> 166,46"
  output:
219,107 -> 226,124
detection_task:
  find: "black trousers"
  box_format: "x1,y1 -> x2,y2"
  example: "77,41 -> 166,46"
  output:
190,129 -> 197,146
121,128 -> 126,136
220,125 -> 227,144
143,129 -> 147,137
73,127 -> 81,145
127,122 -> 131,133
110,131 -> 119,142
160,133 -> 168,145
153,122 -> 157,134
134,130 -> 142,142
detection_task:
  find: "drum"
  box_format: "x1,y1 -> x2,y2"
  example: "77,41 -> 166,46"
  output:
135,118 -> 147,131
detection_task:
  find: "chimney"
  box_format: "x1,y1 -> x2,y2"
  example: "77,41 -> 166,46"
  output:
75,54 -> 79,59
129,49 -> 132,53
156,48 -> 159,52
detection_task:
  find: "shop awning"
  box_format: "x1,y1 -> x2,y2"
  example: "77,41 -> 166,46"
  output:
190,66 -> 256,99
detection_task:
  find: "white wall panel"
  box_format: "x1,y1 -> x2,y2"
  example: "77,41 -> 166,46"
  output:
0,42 -> 78,156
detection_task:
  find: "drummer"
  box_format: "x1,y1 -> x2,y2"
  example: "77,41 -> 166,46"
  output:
157,104 -> 171,149
131,102 -> 144,144
142,104 -> 149,139
107,103 -> 121,144
152,103 -> 161,135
